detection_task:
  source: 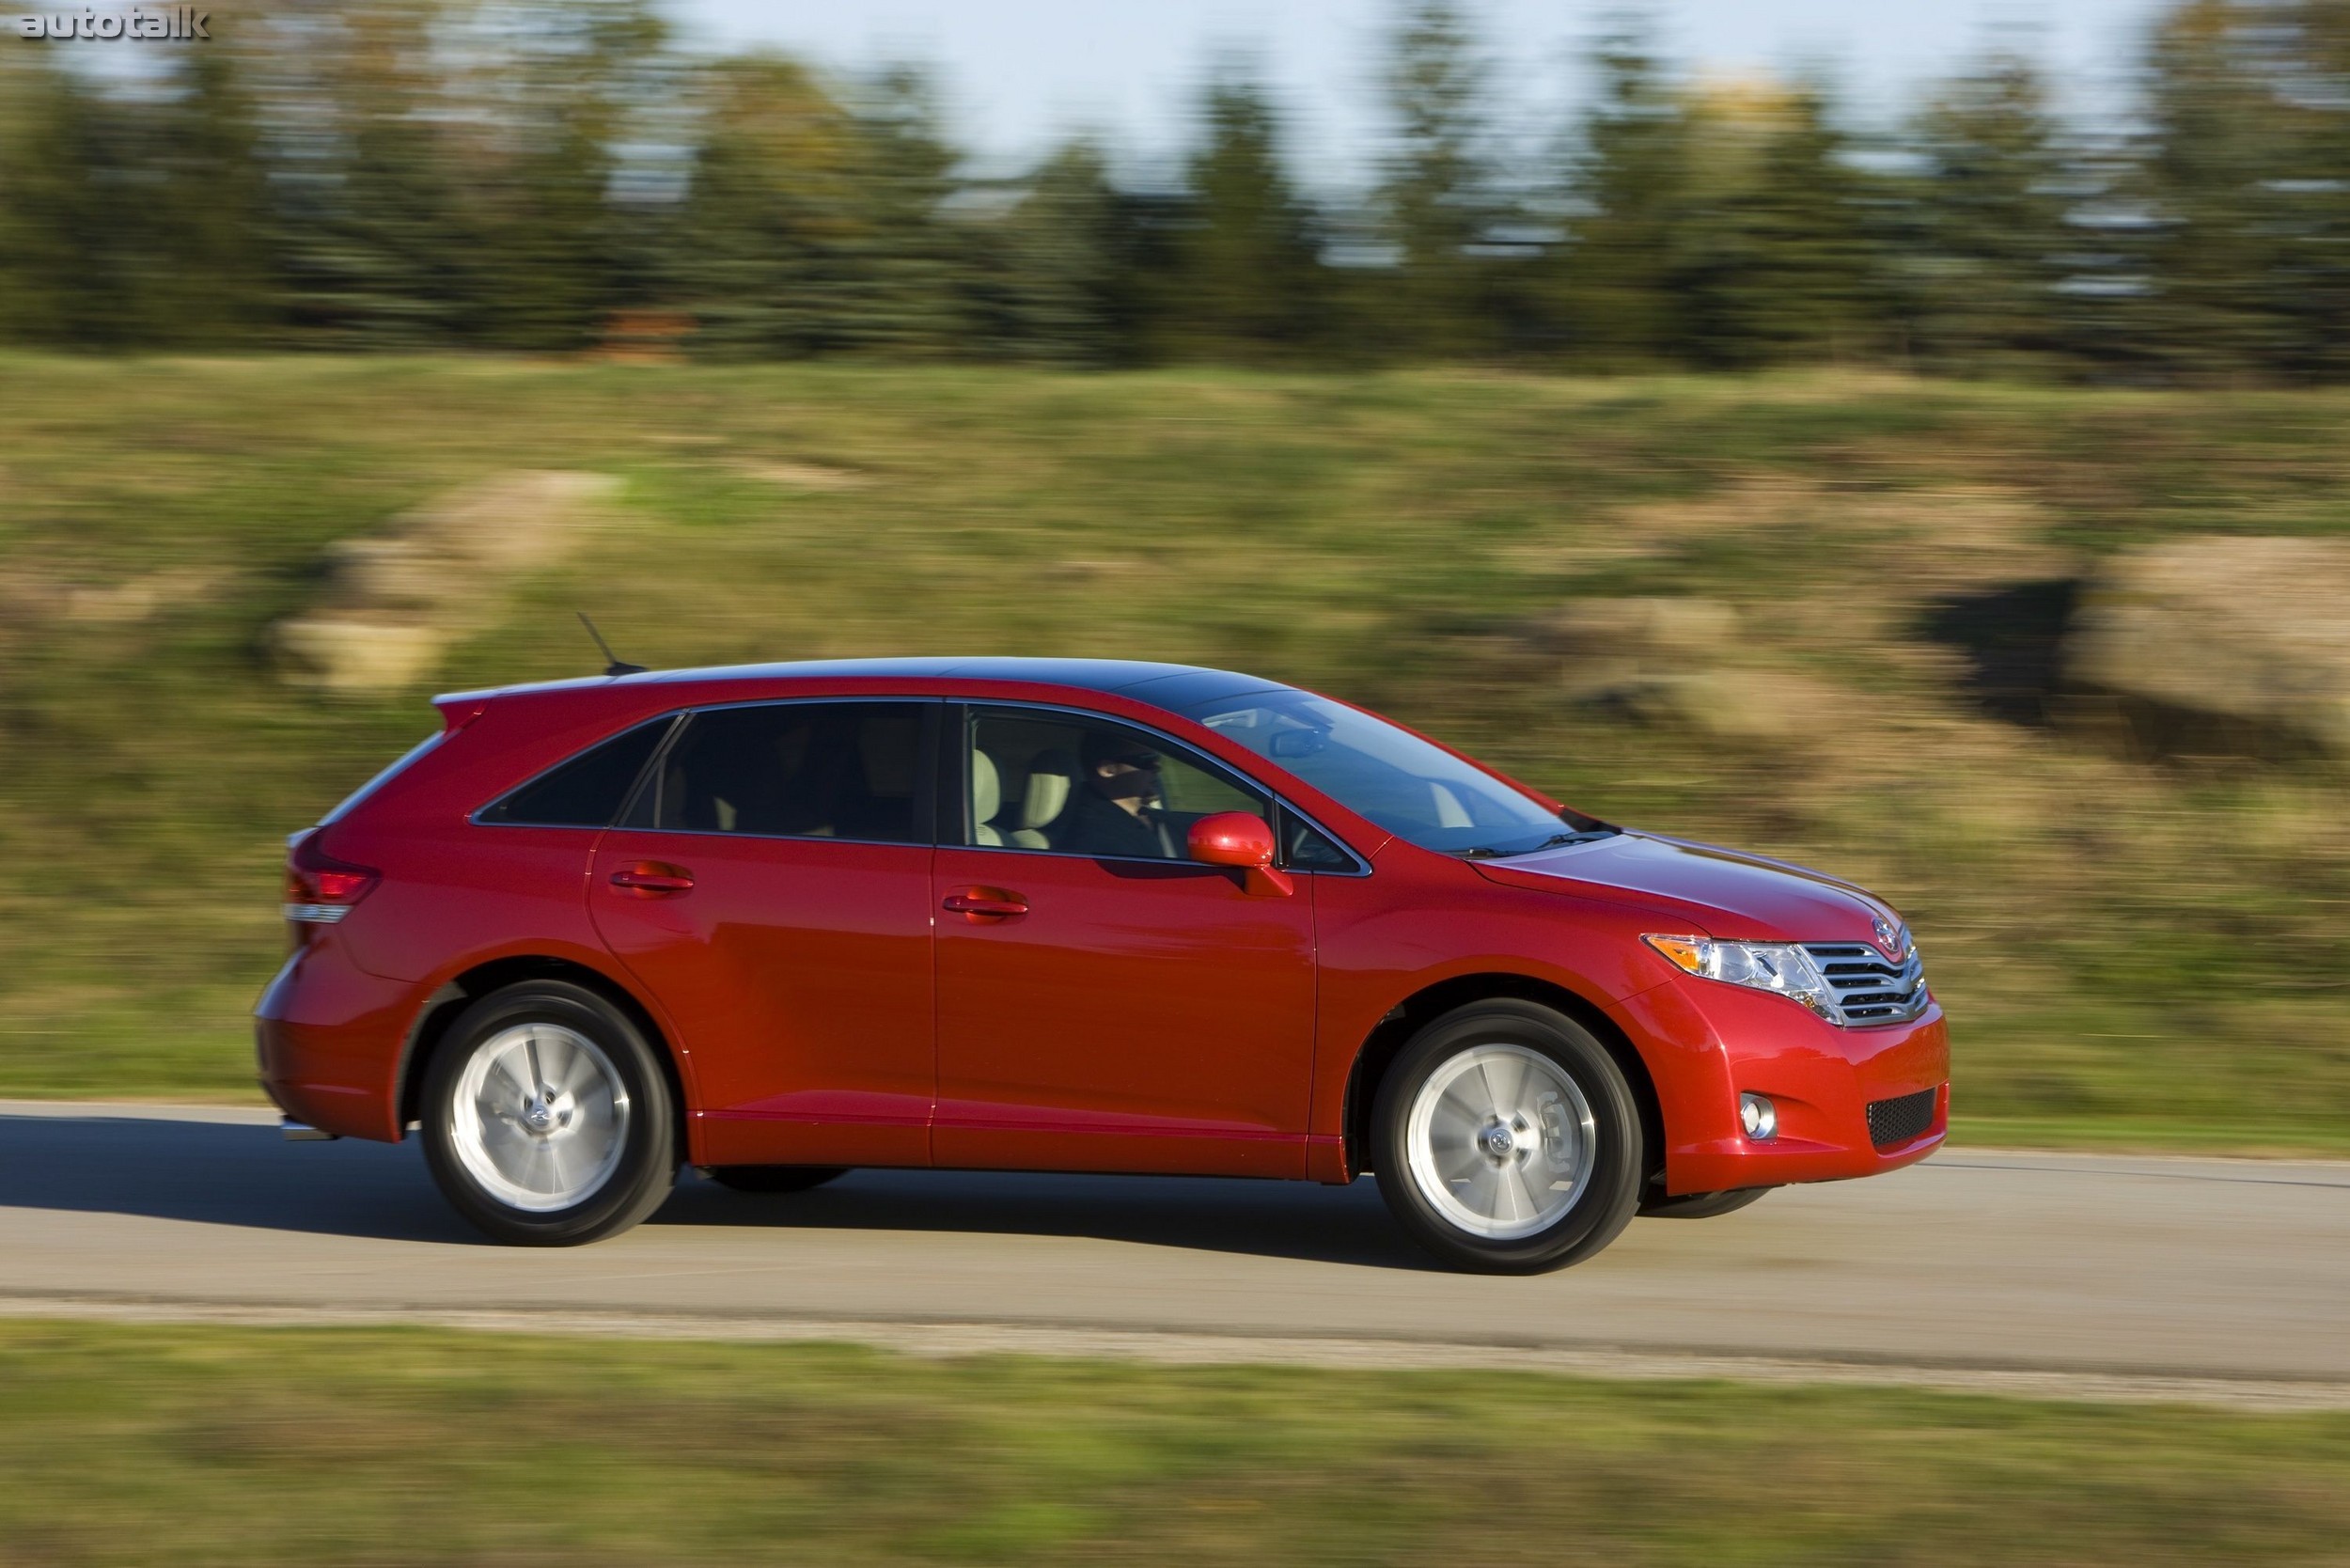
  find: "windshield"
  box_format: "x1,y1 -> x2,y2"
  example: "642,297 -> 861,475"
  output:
1178,689 -> 1610,857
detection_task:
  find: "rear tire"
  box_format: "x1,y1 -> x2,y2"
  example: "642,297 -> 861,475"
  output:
705,1165 -> 849,1195
1371,1000 -> 1643,1274
421,980 -> 678,1246
1639,1185 -> 1774,1219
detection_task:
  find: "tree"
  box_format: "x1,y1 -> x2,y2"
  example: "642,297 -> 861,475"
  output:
1165,69 -> 1328,361
1554,14 -> 1694,368
2138,0 -> 2307,379
1904,53 -> 2073,373
1676,77 -> 1888,368
1372,0 -> 1504,356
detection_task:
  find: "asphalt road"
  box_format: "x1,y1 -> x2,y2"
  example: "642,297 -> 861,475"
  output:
5,1101 -> 2348,1404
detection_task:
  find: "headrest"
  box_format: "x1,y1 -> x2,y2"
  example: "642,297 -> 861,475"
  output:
971,748 -> 1001,823
858,714 -> 917,795
1021,747 -> 1078,831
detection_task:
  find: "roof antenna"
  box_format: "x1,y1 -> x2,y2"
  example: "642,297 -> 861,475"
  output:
577,612 -> 648,677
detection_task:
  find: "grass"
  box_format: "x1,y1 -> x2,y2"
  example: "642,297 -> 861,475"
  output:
1,355 -> 2347,1149
2,1319 -> 2347,1566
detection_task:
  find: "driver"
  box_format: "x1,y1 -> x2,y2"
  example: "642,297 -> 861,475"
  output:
1053,730 -> 1180,859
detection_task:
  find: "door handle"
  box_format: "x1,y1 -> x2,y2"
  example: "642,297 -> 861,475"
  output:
943,890 -> 1027,919
611,865 -> 695,896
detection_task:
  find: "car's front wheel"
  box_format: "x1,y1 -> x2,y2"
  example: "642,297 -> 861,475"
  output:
1371,1000 -> 1644,1274
421,981 -> 678,1246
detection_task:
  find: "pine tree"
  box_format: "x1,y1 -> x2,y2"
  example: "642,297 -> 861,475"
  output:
2138,0 -> 2305,378
1902,55 -> 2072,373
1555,15 -> 1693,368
673,54 -> 870,358
1677,78 -> 1887,368
1373,0 -> 1503,357
962,139 -> 1152,365
1167,70 -> 1327,361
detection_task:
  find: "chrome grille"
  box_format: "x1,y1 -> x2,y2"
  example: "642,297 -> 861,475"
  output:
1801,942 -> 1931,1027
1866,1087 -> 1940,1149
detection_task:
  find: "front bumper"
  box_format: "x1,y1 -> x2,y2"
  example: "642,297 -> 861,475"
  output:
1610,974 -> 1950,1197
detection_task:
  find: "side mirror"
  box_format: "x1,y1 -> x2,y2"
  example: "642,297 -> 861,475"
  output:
1187,811 -> 1293,898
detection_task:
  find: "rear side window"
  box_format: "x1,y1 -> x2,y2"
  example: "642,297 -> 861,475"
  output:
635,702 -> 928,844
479,717 -> 672,829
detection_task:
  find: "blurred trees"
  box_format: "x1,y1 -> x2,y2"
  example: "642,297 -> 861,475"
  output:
3,0 -> 2349,382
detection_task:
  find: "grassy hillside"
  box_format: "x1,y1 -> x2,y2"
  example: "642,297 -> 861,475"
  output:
7,1320 -> 2349,1566
2,355 -> 2345,1149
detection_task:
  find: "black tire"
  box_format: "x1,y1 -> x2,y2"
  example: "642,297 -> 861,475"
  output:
420,980 -> 678,1246
1639,1185 -> 1775,1219
705,1165 -> 849,1195
1371,999 -> 1643,1274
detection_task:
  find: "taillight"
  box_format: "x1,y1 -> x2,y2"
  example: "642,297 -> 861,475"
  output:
284,832 -> 380,925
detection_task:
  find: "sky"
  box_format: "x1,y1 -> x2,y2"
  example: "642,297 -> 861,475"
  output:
676,0 -> 2171,180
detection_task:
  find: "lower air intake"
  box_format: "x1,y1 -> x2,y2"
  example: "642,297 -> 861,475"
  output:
1866,1087 -> 1939,1150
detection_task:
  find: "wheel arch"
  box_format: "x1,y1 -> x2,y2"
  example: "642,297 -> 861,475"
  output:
1340,972 -> 1664,1185
397,955 -> 690,1159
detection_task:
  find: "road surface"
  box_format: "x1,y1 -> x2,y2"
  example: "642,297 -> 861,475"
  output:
5,1101 -> 2347,1407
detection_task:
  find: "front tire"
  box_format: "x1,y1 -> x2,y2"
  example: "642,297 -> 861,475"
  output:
1371,1000 -> 1643,1274
421,980 -> 678,1246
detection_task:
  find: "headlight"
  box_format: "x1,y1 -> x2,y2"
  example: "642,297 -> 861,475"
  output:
1643,934 -> 1838,1021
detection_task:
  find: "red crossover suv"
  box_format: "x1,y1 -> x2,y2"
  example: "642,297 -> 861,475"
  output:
258,658 -> 1948,1272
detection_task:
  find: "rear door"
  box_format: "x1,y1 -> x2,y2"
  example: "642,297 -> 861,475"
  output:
588,699 -> 938,1168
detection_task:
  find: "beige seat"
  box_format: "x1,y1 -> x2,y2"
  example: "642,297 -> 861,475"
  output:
971,749 -> 1008,846
1010,747 -> 1078,848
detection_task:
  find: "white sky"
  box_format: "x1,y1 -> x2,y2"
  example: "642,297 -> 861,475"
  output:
674,0 -> 2169,180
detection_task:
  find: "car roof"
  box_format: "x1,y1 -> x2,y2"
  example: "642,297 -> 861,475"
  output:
440,657 -> 1292,713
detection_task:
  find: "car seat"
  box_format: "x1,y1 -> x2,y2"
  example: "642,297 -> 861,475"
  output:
1012,747 -> 1078,848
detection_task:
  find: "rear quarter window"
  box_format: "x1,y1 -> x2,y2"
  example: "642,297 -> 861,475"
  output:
478,716 -> 674,829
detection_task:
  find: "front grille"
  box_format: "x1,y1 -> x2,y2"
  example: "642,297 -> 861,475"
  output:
1802,942 -> 1931,1027
1866,1087 -> 1940,1149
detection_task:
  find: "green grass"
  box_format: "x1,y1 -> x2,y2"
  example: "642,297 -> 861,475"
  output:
2,1319 -> 2347,1566
2,355 -> 2347,1148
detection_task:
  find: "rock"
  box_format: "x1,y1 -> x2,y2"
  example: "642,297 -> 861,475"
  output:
1533,596 -> 1819,744
274,619 -> 448,694
275,470 -> 619,691
2066,535 -> 2350,757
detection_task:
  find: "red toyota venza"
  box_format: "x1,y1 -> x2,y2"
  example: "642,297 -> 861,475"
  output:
258,658 -> 1948,1272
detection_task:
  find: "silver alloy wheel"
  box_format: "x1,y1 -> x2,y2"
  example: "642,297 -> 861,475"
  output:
1404,1043 -> 1597,1241
448,1023 -> 630,1214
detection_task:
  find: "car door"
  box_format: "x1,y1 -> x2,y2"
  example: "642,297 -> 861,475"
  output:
588,698 -> 937,1168
930,702 -> 1319,1178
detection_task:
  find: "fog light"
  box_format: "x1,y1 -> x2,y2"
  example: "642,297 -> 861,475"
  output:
1739,1092 -> 1778,1141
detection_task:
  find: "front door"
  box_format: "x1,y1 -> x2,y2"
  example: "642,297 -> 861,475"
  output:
931,704 -> 1318,1178
589,698 -> 937,1168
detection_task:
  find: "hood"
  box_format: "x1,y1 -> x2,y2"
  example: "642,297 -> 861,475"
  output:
1472,831 -> 1902,948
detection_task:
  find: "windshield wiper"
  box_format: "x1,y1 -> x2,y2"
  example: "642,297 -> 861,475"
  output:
1459,828 -> 1618,860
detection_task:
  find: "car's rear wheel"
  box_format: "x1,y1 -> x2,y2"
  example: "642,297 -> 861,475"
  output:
421,981 -> 677,1246
1639,1185 -> 1775,1219
705,1165 -> 849,1194
1371,1000 -> 1643,1274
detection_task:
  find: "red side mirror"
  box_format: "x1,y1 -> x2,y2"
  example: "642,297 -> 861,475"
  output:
1187,812 -> 1293,898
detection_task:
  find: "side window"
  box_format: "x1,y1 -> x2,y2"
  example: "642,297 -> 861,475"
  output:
641,702 -> 927,844
1278,805 -> 1358,872
964,707 -> 1268,862
479,717 -> 671,829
